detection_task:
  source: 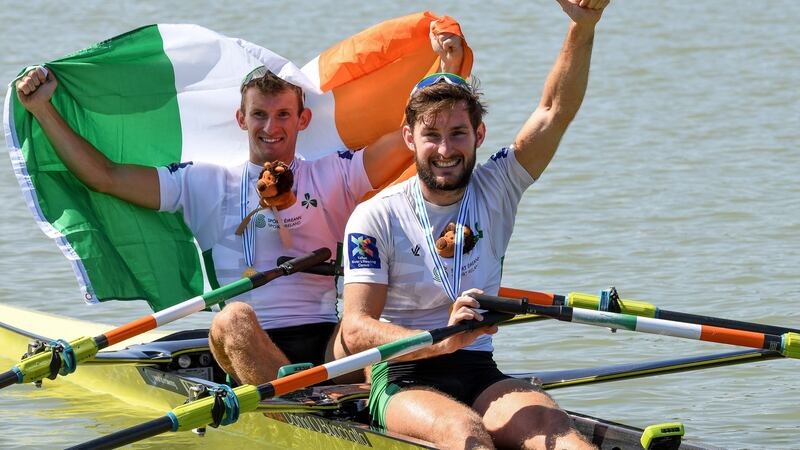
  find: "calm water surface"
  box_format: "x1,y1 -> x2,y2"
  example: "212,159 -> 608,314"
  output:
0,1 -> 798,448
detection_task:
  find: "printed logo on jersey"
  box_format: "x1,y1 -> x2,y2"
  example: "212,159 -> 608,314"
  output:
489,148 -> 509,161
255,214 -> 267,228
473,221 -> 484,242
337,150 -> 354,160
165,161 -> 194,173
411,244 -> 421,256
301,192 -> 318,209
348,233 -> 380,269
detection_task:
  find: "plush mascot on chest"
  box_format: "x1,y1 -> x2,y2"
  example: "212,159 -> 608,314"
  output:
256,161 -> 295,210
435,222 -> 477,258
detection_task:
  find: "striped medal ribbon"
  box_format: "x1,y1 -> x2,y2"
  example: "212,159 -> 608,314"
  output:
240,161 -> 296,277
411,177 -> 473,301
240,164 -> 258,277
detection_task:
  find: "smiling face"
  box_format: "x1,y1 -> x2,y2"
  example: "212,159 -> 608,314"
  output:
403,101 -> 485,205
236,87 -> 311,166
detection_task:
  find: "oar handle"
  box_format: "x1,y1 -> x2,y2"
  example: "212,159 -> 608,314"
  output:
429,310 -> 514,342
0,370 -> 19,389
250,248 -> 332,289
469,293 -> 529,314
277,248 -> 332,276
66,415 -> 174,450
469,293 -> 571,321
276,253 -> 341,277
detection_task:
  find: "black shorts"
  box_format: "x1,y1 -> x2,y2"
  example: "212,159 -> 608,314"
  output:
266,321 -> 336,366
373,350 -> 510,422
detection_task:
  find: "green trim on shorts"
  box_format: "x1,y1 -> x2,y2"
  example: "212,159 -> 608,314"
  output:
369,361 -> 403,429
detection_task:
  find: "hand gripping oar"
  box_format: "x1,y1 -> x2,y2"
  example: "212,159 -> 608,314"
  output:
496,286 -> 800,337
67,311 -> 513,450
0,248 -> 332,391
471,293 -> 800,358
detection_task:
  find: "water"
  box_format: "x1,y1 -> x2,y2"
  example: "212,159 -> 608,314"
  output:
1,1 -> 798,448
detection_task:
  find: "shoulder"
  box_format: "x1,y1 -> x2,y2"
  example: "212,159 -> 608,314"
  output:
357,181 -> 407,215
348,182 -> 407,226
306,149 -> 364,170
372,181 -> 407,202
488,147 -> 512,163
300,150 -> 367,188
476,147 -> 513,173
474,146 -> 534,186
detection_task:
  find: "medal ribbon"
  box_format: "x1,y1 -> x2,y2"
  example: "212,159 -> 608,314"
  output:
411,177 -> 472,301
240,164 -> 256,269
240,160 -> 297,270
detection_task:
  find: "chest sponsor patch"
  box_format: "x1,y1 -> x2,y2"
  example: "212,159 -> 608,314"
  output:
348,233 -> 380,269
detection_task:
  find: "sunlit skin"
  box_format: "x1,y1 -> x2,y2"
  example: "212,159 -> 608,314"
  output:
236,88 -> 312,166
403,101 -> 486,206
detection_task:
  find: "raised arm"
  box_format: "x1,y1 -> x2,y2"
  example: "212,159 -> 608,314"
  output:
514,0 -> 609,180
15,68 -> 160,209
362,30 -> 466,189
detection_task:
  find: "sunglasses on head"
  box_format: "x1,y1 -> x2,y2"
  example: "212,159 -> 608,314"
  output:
240,65 -> 306,107
241,65 -> 269,86
410,72 -> 470,96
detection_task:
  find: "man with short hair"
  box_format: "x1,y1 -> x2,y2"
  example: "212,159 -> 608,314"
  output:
341,1 -> 608,448
14,31 -> 464,386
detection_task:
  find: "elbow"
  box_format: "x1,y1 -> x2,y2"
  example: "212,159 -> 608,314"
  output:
89,178 -> 114,195
544,103 -> 580,128
87,176 -> 116,196
87,162 -> 122,195
341,315 -> 372,354
341,318 -> 361,351
552,109 -> 578,127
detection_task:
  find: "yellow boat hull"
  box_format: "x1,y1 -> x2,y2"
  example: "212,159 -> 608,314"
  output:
0,304 -> 432,449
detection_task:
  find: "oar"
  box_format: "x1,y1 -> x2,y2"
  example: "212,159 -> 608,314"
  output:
472,293 -> 800,358
0,248 -> 332,391
274,259 -> 797,336
67,311 -> 513,449
521,348 -> 783,390
497,287 -> 800,337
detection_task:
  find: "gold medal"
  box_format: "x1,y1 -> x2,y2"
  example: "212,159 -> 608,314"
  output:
242,267 -> 258,278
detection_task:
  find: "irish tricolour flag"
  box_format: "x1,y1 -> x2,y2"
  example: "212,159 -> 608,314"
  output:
4,13 -> 473,311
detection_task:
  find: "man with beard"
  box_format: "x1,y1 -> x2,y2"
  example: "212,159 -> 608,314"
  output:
340,0 -> 608,448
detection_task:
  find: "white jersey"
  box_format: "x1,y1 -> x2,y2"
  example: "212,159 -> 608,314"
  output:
158,150 -> 372,329
344,148 -> 534,352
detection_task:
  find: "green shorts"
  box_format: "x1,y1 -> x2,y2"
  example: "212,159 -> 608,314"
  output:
369,350 -> 509,428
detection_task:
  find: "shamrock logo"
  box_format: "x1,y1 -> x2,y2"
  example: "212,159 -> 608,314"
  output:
473,221 -> 484,241
302,192 -> 318,209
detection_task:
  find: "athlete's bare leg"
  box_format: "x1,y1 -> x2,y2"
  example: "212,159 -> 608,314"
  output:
473,378 -> 595,450
208,302 -> 289,385
385,387 -> 494,450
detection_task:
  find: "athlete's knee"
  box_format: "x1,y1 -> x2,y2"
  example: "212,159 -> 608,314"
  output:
515,407 -> 588,450
211,302 -> 257,335
435,410 -> 493,449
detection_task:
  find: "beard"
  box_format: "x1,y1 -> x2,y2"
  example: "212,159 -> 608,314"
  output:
415,150 -> 477,192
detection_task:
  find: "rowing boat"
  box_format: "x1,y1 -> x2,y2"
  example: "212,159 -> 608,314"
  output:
0,303 -> 732,449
